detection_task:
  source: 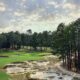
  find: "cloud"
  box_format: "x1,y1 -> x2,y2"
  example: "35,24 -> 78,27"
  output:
22,0 -> 26,2
48,1 -> 59,8
14,11 -> 25,16
0,0 -> 80,33
69,12 -> 80,18
63,3 -> 76,10
0,2 -> 6,12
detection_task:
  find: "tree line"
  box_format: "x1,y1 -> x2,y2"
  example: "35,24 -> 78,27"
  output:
0,29 -> 52,51
52,18 -> 80,72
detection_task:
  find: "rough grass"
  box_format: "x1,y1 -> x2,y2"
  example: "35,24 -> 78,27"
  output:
0,71 -> 10,80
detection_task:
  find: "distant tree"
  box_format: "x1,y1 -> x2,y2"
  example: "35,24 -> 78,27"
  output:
6,31 -> 21,49
31,32 -> 38,50
21,33 -> 27,48
14,31 -> 21,49
42,31 -> 49,50
0,34 -> 7,49
7,31 -> 15,49
27,29 -> 32,35
37,33 -> 43,51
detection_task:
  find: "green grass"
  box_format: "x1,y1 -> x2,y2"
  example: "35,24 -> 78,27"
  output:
0,71 -> 10,80
0,51 -> 47,68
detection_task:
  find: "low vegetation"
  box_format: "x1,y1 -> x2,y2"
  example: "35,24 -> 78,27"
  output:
0,71 -> 10,80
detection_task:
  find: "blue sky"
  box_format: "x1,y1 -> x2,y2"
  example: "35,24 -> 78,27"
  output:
0,0 -> 80,33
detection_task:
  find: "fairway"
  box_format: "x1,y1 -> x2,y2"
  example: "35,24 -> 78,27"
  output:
0,51 -> 46,68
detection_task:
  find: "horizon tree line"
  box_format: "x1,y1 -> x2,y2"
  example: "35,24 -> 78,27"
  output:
0,29 -> 52,51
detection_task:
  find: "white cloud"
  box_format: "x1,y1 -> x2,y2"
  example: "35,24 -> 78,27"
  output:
63,3 -> 76,10
48,1 -> 59,8
14,11 -> 25,16
22,0 -> 26,2
1,12 -> 74,33
20,0 -> 26,6
0,2 -> 6,12
69,12 -> 80,18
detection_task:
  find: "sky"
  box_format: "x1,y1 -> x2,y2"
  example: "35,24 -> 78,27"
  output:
0,0 -> 80,33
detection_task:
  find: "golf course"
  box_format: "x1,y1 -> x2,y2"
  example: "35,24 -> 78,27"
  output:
0,0 -> 80,79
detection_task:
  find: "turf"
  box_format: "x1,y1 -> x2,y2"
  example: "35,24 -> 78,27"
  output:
0,71 -> 10,80
0,51 -> 46,68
